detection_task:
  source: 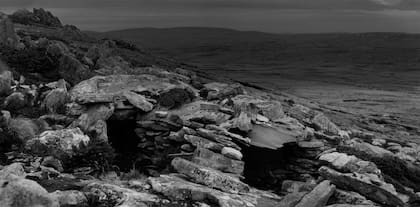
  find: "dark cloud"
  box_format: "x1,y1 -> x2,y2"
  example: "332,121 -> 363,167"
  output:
1,0 -> 419,32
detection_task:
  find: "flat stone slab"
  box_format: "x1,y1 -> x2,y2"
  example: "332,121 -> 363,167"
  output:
249,124 -> 298,150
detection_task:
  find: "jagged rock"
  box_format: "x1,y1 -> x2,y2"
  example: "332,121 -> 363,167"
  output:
319,166 -> 408,207
25,128 -> 90,159
158,87 -> 195,109
312,113 -> 341,135
192,147 -> 245,175
59,54 -> 92,84
123,91 -> 154,112
171,157 -> 250,194
201,82 -> 244,100
281,180 -> 316,193
3,92 -> 28,111
149,175 -> 282,207
10,8 -> 62,27
0,176 -> 59,207
0,163 -> 26,179
332,189 -> 378,206
232,95 -> 285,122
42,87 -> 70,113
0,13 -> 18,48
50,190 -> 88,207
319,152 -> 381,176
41,156 -> 64,172
71,104 -> 114,133
221,147 -> 243,160
248,123 -> 298,150
196,128 -> 241,150
184,135 -> 224,152
83,181 -> 159,207
295,180 -> 336,207
278,192 -> 307,207
0,69 -> 12,96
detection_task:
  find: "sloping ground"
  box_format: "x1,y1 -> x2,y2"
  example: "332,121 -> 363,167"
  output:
0,10 -> 419,207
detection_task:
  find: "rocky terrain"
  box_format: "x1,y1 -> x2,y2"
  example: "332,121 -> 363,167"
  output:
0,8 -> 419,207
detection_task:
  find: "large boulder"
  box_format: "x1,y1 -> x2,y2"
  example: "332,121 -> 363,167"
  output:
42,86 -> 70,113
25,128 -> 90,159
0,176 -> 59,207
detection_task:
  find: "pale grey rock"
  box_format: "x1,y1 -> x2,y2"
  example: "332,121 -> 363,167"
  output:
221,147 -> 243,160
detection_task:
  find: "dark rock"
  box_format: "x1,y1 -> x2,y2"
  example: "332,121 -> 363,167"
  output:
58,54 -> 92,84
0,13 -> 18,48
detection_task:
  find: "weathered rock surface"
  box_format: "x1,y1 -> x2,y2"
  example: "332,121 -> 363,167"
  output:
295,180 -> 336,207
0,176 -> 59,207
25,128 -> 90,159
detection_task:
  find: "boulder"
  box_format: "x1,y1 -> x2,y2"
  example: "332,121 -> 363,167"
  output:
0,176 -> 59,207
221,147 -> 243,160
71,104 -> 114,133
192,147 -> 245,175
50,190 -> 88,207
158,87 -> 195,109
171,157 -> 250,194
295,180 -> 336,207
25,128 -> 90,159
7,117 -> 45,143
201,82 -> 244,100
123,91 -> 154,112
0,163 -> 26,179
46,41 -> 69,57
42,87 -> 70,113
319,166 -> 408,207
319,152 -> 381,176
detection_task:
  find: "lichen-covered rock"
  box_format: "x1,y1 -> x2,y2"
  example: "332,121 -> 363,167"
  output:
312,113 -> 341,135
0,176 -> 59,207
25,128 -> 90,159
171,157 -> 249,194
7,117 -> 45,143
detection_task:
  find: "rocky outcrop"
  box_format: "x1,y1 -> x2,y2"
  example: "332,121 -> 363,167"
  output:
10,8 -> 62,27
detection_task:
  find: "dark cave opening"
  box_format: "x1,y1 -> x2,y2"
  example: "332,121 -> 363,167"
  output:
107,118 -> 140,172
242,143 -> 308,193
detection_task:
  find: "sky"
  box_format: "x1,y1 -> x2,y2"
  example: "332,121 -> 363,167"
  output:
1,0 -> 420,33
